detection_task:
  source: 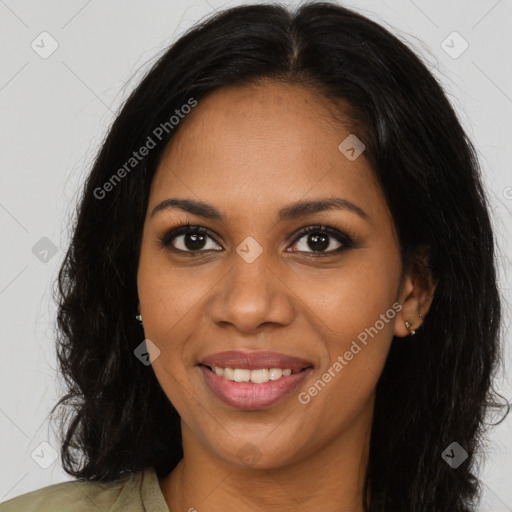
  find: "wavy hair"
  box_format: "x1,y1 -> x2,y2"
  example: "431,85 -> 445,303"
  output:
51,2 -> 507,511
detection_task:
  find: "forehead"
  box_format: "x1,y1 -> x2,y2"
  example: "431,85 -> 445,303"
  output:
149,82 -> 383,222
159,81 -> 355,164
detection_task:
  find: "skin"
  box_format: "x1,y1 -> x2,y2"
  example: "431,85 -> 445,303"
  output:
136,81 -> 436,512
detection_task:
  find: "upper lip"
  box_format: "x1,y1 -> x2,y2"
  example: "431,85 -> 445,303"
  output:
199,350 -> 313,372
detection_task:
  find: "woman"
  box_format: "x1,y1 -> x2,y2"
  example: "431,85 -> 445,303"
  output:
1,2 -> 506,511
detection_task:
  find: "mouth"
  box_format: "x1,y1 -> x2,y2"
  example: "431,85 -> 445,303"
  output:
197,351 -> 314,410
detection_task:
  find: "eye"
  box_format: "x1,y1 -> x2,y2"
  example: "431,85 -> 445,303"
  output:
158,223 -> 354,256
287,225 -> 354,255
158,223 -> 222,254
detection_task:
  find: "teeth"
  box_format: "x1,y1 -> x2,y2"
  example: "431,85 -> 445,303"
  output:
212,366 -> 293,383
223,367 -> 234,379
233,369 -> 251,382
250,369 -> 269,383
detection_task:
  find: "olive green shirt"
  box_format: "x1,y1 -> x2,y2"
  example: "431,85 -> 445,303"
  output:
0,466 -> 170,512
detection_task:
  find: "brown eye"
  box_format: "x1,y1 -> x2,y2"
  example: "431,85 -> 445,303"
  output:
159,225 -> 222,253
288,225 -> 354,255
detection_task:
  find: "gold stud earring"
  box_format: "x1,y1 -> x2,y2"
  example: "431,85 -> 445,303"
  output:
136,314 -> 143,325
405,320 -> 416,335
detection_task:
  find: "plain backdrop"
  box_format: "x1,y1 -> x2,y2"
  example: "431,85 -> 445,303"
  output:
1,0 -> 511,509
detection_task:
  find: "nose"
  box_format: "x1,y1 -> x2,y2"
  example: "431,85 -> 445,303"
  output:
208,251 -> 295,334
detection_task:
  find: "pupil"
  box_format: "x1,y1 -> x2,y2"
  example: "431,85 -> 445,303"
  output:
309,233 -> 328,252
185,232 -> 206,250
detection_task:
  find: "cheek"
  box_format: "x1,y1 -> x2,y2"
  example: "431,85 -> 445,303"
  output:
292,251 -> 400,412
136,249 -> 227,409
293,248 -> 401,339
137,244 -> 210,344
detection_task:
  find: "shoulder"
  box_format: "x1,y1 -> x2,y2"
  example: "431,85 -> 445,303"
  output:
0,467 -> 168,512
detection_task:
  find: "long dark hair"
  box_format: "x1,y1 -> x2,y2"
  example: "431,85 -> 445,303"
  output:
51,2 -> 507,510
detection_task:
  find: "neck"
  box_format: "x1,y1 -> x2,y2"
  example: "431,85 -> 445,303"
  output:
159,396 -> 373,512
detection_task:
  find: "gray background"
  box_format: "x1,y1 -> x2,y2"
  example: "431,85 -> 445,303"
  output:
1,0 -> 511,509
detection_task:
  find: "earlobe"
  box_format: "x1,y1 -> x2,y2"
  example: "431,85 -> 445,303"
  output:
136,301 -> 143,325
394,270 -> 435,338
394,299 -> 424,337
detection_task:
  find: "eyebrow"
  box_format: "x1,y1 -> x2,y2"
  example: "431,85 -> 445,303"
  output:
150,197 -> 369,222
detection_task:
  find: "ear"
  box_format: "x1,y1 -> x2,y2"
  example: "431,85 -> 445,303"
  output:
394,247 -> 437,338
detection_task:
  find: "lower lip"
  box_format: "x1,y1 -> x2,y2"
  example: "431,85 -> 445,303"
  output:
199,365 -> 312,410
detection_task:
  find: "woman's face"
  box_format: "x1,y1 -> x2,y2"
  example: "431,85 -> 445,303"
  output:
137,82 -> 414,469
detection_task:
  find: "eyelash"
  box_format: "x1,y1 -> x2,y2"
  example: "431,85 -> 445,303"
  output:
157,221 -> 355,257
